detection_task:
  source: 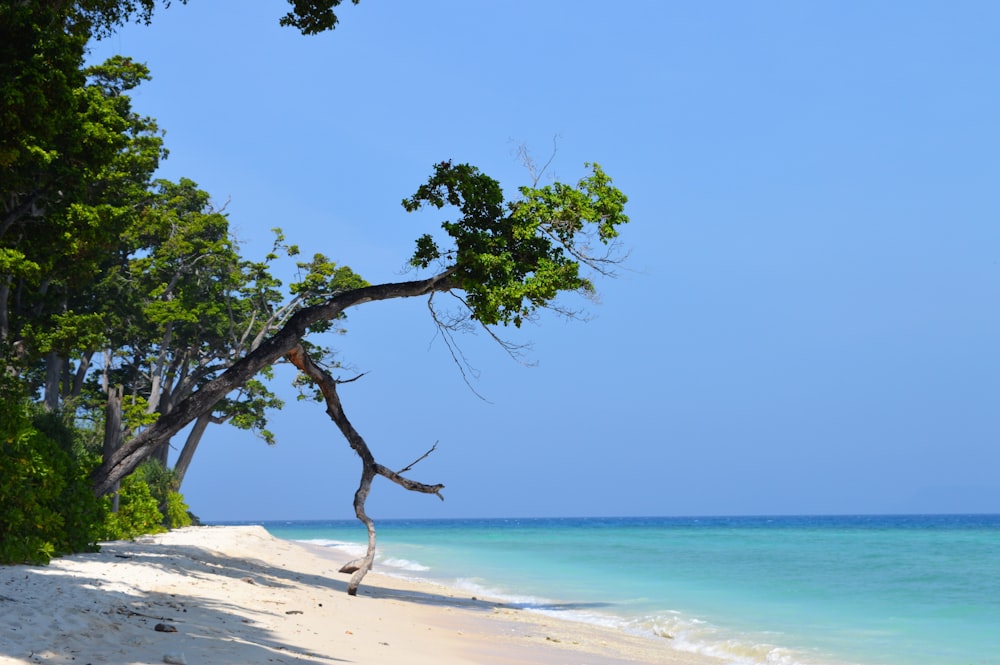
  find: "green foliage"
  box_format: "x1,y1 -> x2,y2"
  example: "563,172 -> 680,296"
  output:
290,253 -> 369,335
404,161 -> 629,327
164,491 -> 192,529
100,475 -> 166,540
220,378 -> 284,445
0,4 -> 88,176
0,379 -> 103,564
0,376 -> 186,556
29,410 -> 106,550
21,312 -> 108,357
120,396 -> 160,431
2,27 -> 165,391
65,1 -> 184,38
279,0 -> 361,35
133,458 -> 172,500
129,459 -> 191,528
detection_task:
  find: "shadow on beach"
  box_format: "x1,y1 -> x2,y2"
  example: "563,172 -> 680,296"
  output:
0,535 -> 352,664
0,527 -> 613,665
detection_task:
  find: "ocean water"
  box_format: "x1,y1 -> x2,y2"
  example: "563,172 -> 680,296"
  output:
242,515 -> 999,665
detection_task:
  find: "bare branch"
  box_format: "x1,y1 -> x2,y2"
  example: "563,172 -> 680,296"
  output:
537,223 -> 629,278
374,463 -> 444,500
396,441 -> 438,475
209,195 -> 232,215
511,136 -> 560,186
444,290 -> 536,364
427,294 -> 491,402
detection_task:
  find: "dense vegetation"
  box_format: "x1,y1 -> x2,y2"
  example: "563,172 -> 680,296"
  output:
1,0 -> 628,588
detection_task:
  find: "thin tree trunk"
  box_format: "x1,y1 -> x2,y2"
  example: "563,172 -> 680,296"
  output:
0,282 -> 9,342
60,353 -> 72,403
43,351 -> 62,411
171,411 -> 213,491
146,322 -> 173,414
145,323 -> 175,468
0,193 -> 38,238
103,386 -> 124,512
70,351 -> 92,399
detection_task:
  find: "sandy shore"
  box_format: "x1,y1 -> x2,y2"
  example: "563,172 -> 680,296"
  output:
0,526 -> 723,665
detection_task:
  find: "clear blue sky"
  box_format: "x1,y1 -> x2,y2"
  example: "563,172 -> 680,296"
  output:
88,1 -> 1000,520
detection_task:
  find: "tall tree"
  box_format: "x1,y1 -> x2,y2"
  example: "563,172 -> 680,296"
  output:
89,178 -> 288,483
1,46 -> 164,404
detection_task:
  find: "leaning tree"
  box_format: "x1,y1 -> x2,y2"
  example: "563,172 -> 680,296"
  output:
92,159 -> 628,593
4,0 -> 630,593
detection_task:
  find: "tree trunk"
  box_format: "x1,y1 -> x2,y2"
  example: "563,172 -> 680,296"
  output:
146,322 -> 173,414
91,272 -> 455,497
285,344 -> 443,595
70,351 -> 92,399
145,323 -> 176,467
0,282 -> 9,343
341,461 -> 378,595
43,351 -> 62,411
60,353 -> 72,403
171,411 -> 213,491
103,385 -> 124,512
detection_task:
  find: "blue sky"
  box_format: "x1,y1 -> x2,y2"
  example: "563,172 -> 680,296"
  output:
88,1 -> 999,520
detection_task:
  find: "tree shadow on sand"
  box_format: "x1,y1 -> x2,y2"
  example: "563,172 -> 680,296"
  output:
0,531 -> 613,665
0,538 -> 352,664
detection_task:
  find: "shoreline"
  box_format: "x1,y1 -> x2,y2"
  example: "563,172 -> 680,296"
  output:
0,525 -> 722,665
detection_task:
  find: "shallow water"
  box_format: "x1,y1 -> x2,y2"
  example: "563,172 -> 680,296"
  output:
241,515 -> 1000,665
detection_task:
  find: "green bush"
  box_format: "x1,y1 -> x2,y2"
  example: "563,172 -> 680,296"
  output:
129,459 -> 192,529
30,410 -> 105,553
100,474 -> 166,540
164,491 -> 192,529
0,381 -> 103,564
1,377 -> 195,555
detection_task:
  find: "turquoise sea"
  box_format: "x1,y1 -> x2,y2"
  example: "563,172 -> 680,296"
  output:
233,515 -> 999,665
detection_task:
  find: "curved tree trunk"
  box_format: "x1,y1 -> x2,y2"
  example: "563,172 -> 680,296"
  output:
286,344 -> 443,595
91,272 -> 455,496
341,460 -> 378,595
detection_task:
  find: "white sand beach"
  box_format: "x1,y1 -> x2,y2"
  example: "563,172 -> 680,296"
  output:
0,526 -> 723,665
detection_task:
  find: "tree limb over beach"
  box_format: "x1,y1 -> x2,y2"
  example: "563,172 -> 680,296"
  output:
69,158 -> 625,593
